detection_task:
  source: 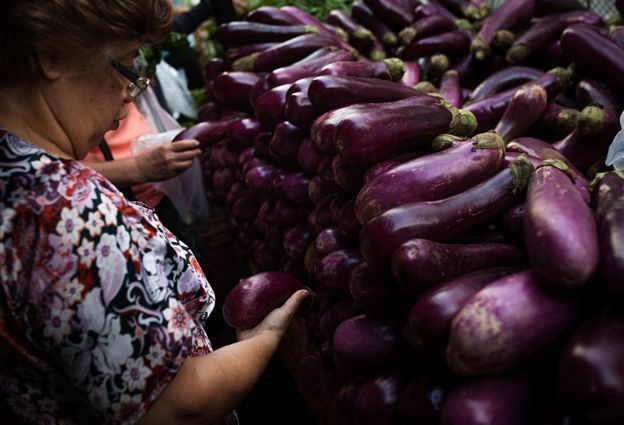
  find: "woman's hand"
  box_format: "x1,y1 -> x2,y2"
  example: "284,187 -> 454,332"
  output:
236,289 -> 309,342
136,139 -> 201,183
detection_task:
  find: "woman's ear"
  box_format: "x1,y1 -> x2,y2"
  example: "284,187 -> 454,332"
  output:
37,53 -> 63,80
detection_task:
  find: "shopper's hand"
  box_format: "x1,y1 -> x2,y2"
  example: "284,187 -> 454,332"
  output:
136,139 -> 201,183
236,289 -> 309,342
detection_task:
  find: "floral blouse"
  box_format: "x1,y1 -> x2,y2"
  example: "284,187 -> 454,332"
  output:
0,130 -> 216,424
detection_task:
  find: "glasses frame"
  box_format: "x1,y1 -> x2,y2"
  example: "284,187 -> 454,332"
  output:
109,58 -> 150,99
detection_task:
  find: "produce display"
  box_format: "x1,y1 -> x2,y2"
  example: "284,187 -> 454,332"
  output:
185,0 -> 624,423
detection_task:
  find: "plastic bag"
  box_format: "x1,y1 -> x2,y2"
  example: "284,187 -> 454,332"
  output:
155,60 -> 198,121
606,110 -> 624,171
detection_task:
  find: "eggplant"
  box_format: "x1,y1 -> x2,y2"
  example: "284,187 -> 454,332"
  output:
308,175 -> 339,205
334,97 -> 471,167
359,156 -> 533,266
352,1 -> 399,47
333,314 -> 402,374
224,42 -> 277,68
440,372 -> 535,425
269,121 -> 304,163
310,103 -> 371,154
439,70 -> 463,107
349,262 -> 401,315
267,47 -> 354,87
471,0 -> 535,61
362,160 -> 400,185
575,78 -> 621,112
284,91 -> 320,131
338,199 -> 361,237
331,156 -> 364,192
320,58 -> 405,81
173,119 -> 235,149
308,75 -> 423,111
363,0 -> 415,29
494,84 -> 548,142
557,318 -> 624,425
244,164 -> 278,196
403,267 -> 517,359
316,248 -> 363,293
608,26 -> 624,50
272,172 -> 310,205
399,14 -> 457,47
399,29 -> 471,61
560,24 -> 624,97
366,37 -> 387,61
354,370 -> 404,425
280,6 -> 353,51
592,171 -> 624,306
197,101 -> 221,122
254,83 -> 290,129
391,239 -> 525,296
211,167 -> 235,193
204,58 -> 224,82
286,76 -> 315,97
535,103 -> 579,141
355,132 -> 505,225
248,75 -> 271,110
525,160 -> 598,288
447,270 -> 580,375
252,131 -> 272,159
222,271 -> 306,329
228,118 -> 262,147
414,1 -> 460,23
465,68 -> 569,133
319,300 -> 362,341
397,373 -> 452,425
297,137 -> 323,174
315,226 -> 353,258
552,120 -> 617,174
246,6 -> 303,26
327,9 -> 374,47
216,22 -> 317,45
506,11 -> 603,64
399,61 -> 421,86
536,0 -> 586,14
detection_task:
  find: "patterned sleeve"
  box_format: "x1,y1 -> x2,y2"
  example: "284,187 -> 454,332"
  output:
10,161 -> 215,424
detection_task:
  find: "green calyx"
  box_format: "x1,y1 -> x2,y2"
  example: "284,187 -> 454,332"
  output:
505,44 -> 530,64
383,58 -> 405,81
509,154 -> 535,194
472,131 -> 505,152
578,105 -> 606,136
399,27 -> 417,46
538,159 -> 576,183
471,37 -> 490,61
414,81 -> 437,94
382,33 -> 398,47
449,109 -> 478,137
431,134 -> 466,151
232,52 -> 259,71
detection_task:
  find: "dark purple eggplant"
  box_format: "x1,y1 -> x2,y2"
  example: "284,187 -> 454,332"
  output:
204,58 -> 224,82
216,22 -> 317,45
466,68 -> 569,133
397,373 -> 452,425
399,14 -> 457,47
349,262 -> 401,314
327,9 -> 375,47
273,198 -> 309,227
333,314 -> 402,374
608,25 -> 624,50
228,118 -> 262,147
331,155 -> 363,192
249,75 -> 271,110
575,77 -> 621,112
535,103 -> 579,141
366,37 -> 387,61
592,171 -> 624,305
252,131 -> 272,159
267,47 -> 354,87
440,0 -> 485,20
269,121 -> 304,162
471,0 -> 535,61
501,202 -> 526,245
399,29 -> 471,60
310,103 -> 370,154
338,199 -> 362,237
359,156 -> 533,266
297,137 -> 323,174
212,72 -> 262,110
403,267 -> 516,358
244,163 -> 278,196
284,91 -> 321,131
440,372 -> 535,425
447,270 -> 580,375
557,318 -> 624,425
286,76 -> 315,97
362,160 -> 401,185
414,1 -> 459,22
272,172 -> 310,205
316,249 -> 363,293
254,83 -> 290,129
197,101 -> 221,122
468,66 -> 542,103
246,6 -> 303,26
391,239 -> 525,296
320,58 -> 405,81
495,84 -> 548,142
173,119 -> 235,149
355,133 -> 505,225
352,1 -> 399,46
561,24 -> 624,97
363,0 -> 415,29
224,42 -> 277,68
280,6 -> 353,51
439,70 -> 463,107
308,75 -> 423,112
308,175 -> 339,205
354,370 -> 404,425
316,156 -> 335,183
506,11 -> 603,64
315,226 -> 353,258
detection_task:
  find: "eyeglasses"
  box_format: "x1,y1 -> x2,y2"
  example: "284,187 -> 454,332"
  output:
109,58 -> 150,99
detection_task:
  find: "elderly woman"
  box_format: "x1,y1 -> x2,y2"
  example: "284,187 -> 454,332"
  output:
0,1 -> 308,424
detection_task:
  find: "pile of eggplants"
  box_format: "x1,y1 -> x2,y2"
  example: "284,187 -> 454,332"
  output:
185,1 -> 624,423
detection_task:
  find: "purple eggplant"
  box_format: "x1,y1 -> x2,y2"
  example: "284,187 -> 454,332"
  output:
440,372 -> 535,425
349,262 -> 401,314
197,100 -> 221,122
284,91 -> 321,131
355,133 -> 505,225
249,74 -> 271,110
592,172 -> 624,306
267,47 -> 354,87
315,226 -> 353,258
352,1 -> 399,46
327,9 -> 375,47
317,249 -> 363,293
228,118 -> 262,147
216,21 -> 317,45
338,199 -> 361,237
524,160 -> 598,287
366,37 -> 387,61
286,76 -> 315,97
439,0 -> 486,20
414,1 -> 459,22
244,164 -> 278,196
297,137 -> 323,174
535,103 -> 579,141
397,373 -> 452,425
561,24 -> 624,97
471,0 -> 535,61
403,267 -> 516,359
399,61 -> 421,86
173,119 -> 235,149
494,84 -> 548,142
319,300 -> 362,341
465,68 -> 569,133
399,14 -> 457,47
246,6 -> 303,26
608,25 -> 624,50
308,175 -> 339,205
320,58 -> 405,81
354,370 -> 404,425
269,121 -> 304,163
272,172 -> 310,205
557,318 -> 624,425
391,239 -> 525,296
399,29 -> 471,60
439,70 -> 463,107
331,156 -> 364,192
213,71 -> 263,110
359,156 -> 534,266
362,160 -> 401,185
575,78 -> 621,112
468,66 -> 543,103
280,6 -> 353,50
506,11 -> 603,64
252,131 -> 272,159
333,314 -> 402,374
254,83 -> 290,129
310,103 -> 371,154
204,58 -> 224,82
224,42 -> 277,68
501,202 -> 526,245
447,270 -> 580,375
308,75 -> 423,112
363,0 -> 415,29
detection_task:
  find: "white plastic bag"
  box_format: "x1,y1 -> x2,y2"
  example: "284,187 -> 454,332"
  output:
606,110 -> 624,171
155,60 -> 198,120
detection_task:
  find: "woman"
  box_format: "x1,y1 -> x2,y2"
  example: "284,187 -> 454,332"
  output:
0,1 -> 308,424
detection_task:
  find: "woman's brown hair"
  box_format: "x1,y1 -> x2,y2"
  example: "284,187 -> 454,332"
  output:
0,0 -> 174,85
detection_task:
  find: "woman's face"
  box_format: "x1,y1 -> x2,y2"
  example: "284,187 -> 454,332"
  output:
41,41 -> 142,159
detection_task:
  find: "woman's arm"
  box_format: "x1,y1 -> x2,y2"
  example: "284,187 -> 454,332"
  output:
137,290 -> 309,425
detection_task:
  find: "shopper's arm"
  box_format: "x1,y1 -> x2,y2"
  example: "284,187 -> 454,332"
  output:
172,0 -> 213,35
137,290 -> 309,425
